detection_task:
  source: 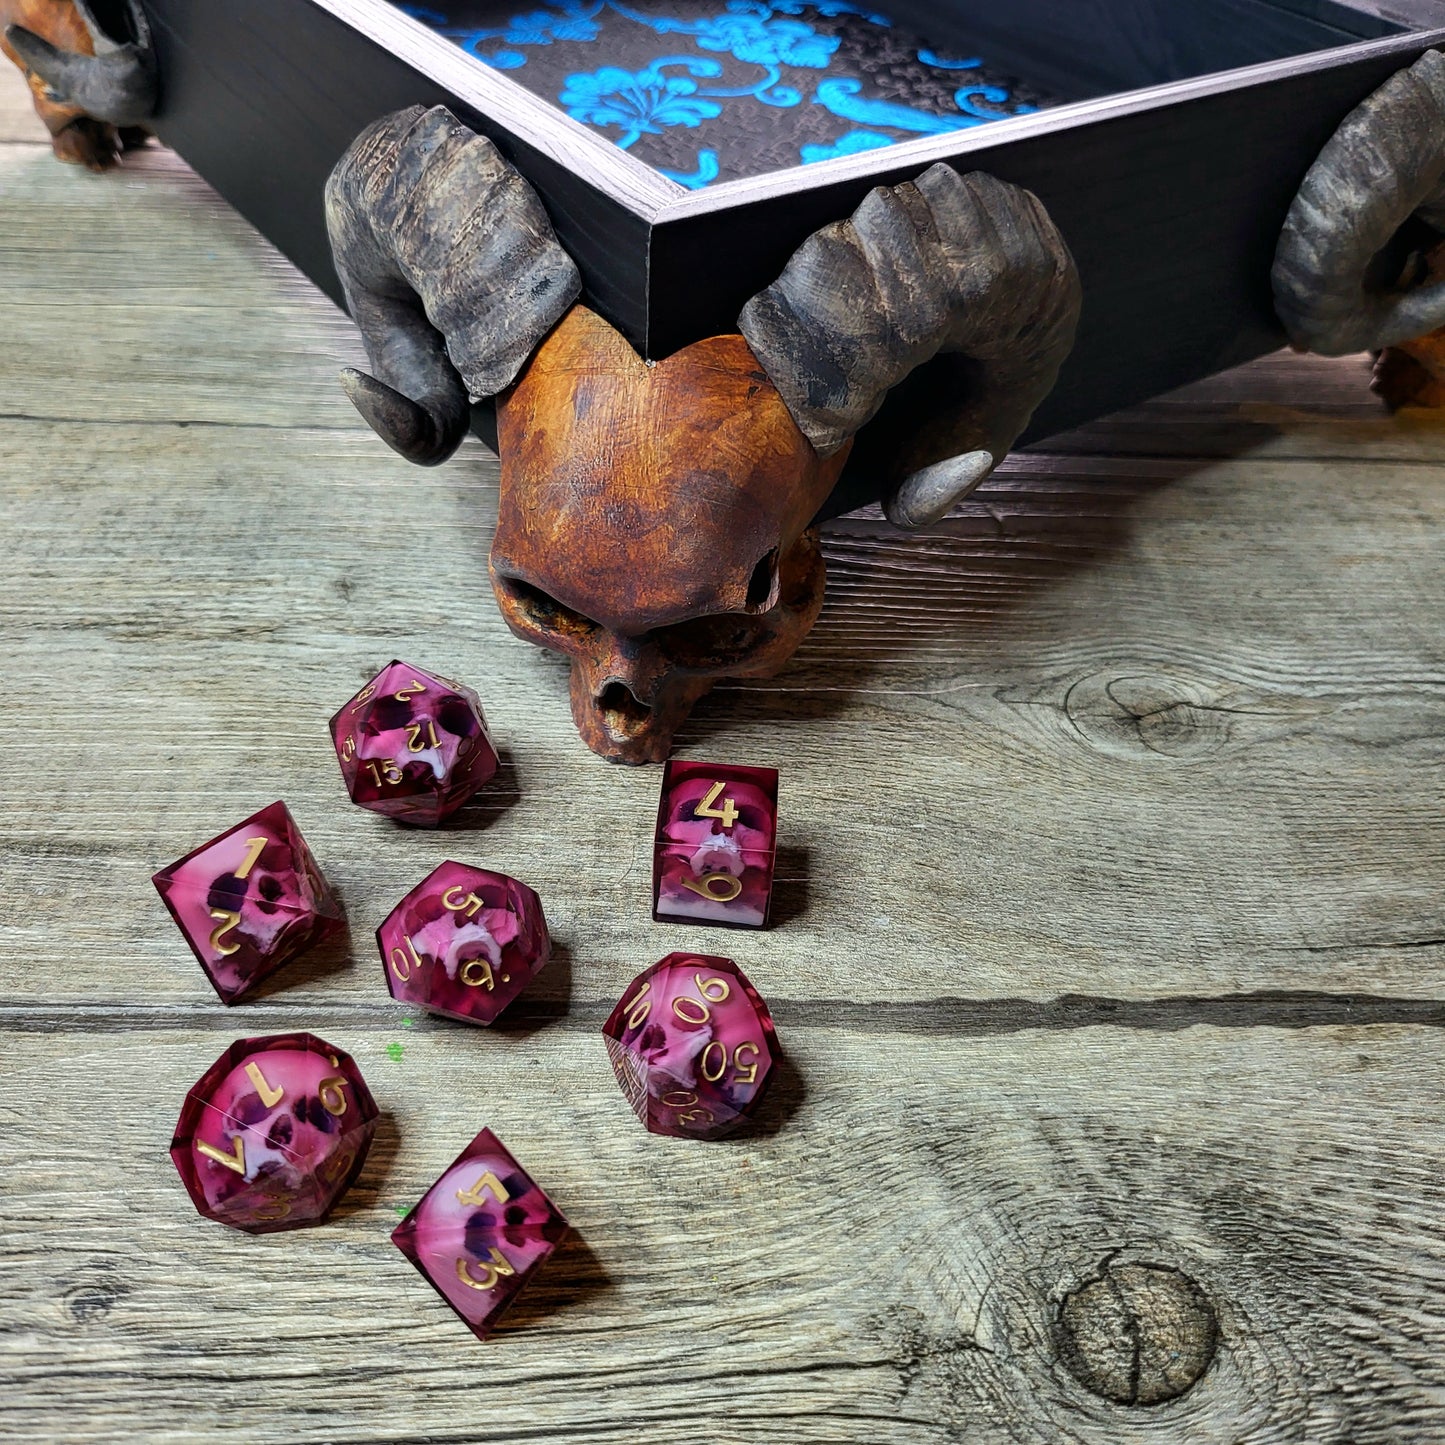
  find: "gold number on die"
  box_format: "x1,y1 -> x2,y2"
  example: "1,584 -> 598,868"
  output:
244,1061 -> 284,1107
197,1134 -> 246,1175
694,780 -> 738,829
456,1170 -> 509,1208
208,908 -> 242,956
455,1248 -> 515,1291
679,873 -> 743,903
233,836 -> 267,880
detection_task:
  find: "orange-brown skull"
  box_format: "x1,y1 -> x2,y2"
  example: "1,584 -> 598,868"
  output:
489,308 -> 850,763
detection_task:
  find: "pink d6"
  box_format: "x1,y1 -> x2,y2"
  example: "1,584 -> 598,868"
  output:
602,953 -> 777,1140
392,1128 -> 569,1340
170,1032 -> 378,1233
653,760 -> 778,928
329,660 -> 498,826
152,801 -> 342,1004
376,862 -> 549,1025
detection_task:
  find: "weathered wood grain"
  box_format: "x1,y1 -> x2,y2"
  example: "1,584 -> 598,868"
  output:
0,62 -> 1443,1445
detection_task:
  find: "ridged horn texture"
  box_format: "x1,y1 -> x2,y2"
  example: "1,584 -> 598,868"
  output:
1273,48 -> 1445,355
324,104 -> 582,465
739,164 -> 1081,529
4,0 -> 155,126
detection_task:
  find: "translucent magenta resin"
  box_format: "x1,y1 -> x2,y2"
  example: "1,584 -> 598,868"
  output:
652,760 -> 778,928
602,953 -> 778,1140
376,862 -> 550,1025
169,1032 -> 378,1234
329,660 -> 499,826
152,801 -> 342,1004
392,1127 -> 569,1340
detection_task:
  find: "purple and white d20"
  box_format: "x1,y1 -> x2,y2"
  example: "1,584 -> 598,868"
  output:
170,1032 -> 378,1233
152,800 -> 342,1004
392,1128 -> 569,1340
376,862 -> 550,1025
329,660 -> 498,826
602,953 -> 778,1140
652,760 -> 778,929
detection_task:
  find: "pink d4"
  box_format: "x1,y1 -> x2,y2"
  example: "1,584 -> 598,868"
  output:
392,1128 -> 569,1340
170,1032 -> 378,1233
376,862 -> 550,1025
602,953 -> 778,1140
653,760 -> 778,928
329,660 -> 499,826
152,801 -> 341,1004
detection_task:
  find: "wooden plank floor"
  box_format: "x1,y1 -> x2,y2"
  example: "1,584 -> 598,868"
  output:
2,67 -> 1444,1445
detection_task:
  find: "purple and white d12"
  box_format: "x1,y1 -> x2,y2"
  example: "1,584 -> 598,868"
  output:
376,861 -> 550,1025
602,953 -> 778,1140
652,760 -> 778,928
152,800 -> 342,1004
329,660 -> 499,826
170,1032 -> 378,1233
392,1127 -> 569,1340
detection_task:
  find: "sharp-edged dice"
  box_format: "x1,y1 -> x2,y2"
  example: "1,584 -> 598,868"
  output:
170,1032 -> 378,1233
392,1128 -> 569,1340
152,801 -> 342,1004
602,953 -> 777,1140
376,862 -> 550,1025
329,660 -> 499,826
653,760 -> 778,928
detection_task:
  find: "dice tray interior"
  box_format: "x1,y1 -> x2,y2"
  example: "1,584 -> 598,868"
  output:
137,0 -> 1445,517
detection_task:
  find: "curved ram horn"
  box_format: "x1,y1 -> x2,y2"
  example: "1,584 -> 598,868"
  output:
324,105 -> 581,465
739,164 -> 1081,529
1273,48 -> 1445,355
4,0 -> 155,128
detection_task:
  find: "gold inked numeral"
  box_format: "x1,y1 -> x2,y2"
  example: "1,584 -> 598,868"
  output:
679,873 -> 743,903
321,1149 -> 355,1186
660,1090 -> 698,1108
455,1248 -> 515,1291
456,1169 -> 509,1208
244,1060 -> 284,1108
671,973 -> 731,1026
731,1041 -> 760,1086
340,735 -> 356,762
233,836 -> 267,880
694,780 -> 739,829
252,1197 -> 291,1221
197,1134 -> 246,1175
405,719 -> 440,752
389,934 -> 423,983
441,887 -> 484,919
700,1040 -> 727,1083
677,1106 -> 715,1128
349,681 -> 377,713
364,758 -> 404,787
208,908 -> 242,956
460,956 -> 495,991
623,981 -> 652,1029
394,678 -> 426,701
319,1076 -> 349,1117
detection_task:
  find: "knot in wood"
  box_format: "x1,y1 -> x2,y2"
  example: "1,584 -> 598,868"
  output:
1056,1260 -> 1218,1406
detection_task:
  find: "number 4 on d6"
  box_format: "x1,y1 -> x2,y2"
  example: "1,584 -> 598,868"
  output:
653,760 -> 778,928
392,1129 -> 569,1341
602,954 -> 778,1140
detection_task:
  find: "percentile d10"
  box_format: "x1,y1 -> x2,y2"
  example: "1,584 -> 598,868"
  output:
329,660 -> 499,826
652,760 -> 778,928
602,953 -> 778,1140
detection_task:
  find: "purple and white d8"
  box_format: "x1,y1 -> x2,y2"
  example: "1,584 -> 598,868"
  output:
329,660 -> 499,826
652,760 -> 778,928
602,953 -> 778,1140
392,1127 -> 569,1340
170,1032 -> 378,1233
376,862 -> 550,1025
152,801 -> 342,1004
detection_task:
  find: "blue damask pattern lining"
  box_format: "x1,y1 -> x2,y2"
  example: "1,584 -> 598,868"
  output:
399,0 -> 1049,187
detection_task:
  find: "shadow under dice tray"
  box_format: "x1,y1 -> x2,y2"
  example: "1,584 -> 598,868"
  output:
396,0 -> 1061,186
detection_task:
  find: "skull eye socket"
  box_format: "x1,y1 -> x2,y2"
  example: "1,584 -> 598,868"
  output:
745,549 -> 779,612
652,613 -> 768,670
495,574 -> 598,641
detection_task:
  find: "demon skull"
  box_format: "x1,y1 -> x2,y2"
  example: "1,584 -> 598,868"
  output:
325,105 -> 1080,762
1,0 -> 154,168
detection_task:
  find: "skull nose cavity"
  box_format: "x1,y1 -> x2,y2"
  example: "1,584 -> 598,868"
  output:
595,679 -> 654,739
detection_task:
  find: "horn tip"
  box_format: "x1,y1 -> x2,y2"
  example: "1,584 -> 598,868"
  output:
886,449 -> 994,529
339,367 -> 464,466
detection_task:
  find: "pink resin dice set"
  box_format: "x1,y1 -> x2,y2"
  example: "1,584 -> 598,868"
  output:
153,659 -> 785,1339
